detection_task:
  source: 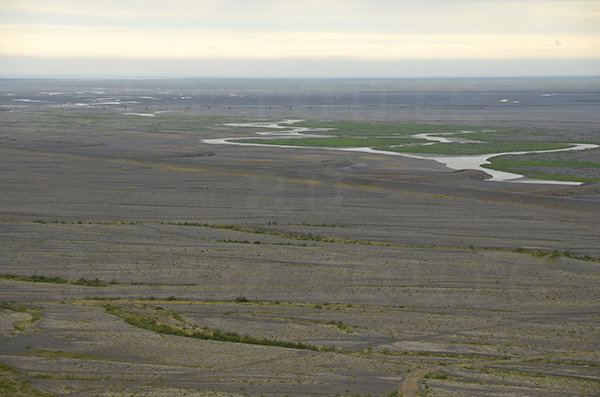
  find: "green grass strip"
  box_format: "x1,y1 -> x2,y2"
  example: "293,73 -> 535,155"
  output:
176,222 -> 600,262
104,305 -> 335,352
0,302 -> 42,332
291,120 -> 493,136
483,166 -> 599,183
237,136 -> 421,147
482,156 -> 600,182
0,364 -> 54,397
0,302 -> 29,313
1,274 -> 107,287
377,142 -> 573,155
486,158 -> 600,169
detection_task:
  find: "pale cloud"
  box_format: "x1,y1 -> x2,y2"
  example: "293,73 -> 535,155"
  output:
1,23 -> 597,60
0,0 -> 599,77
2,0 -> 600,34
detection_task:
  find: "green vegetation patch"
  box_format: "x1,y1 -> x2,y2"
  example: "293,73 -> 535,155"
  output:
29,349 -> 101,361
40,112 -> 272,135
378,142 -> 573,155
104,304 -> 336,352
178,221 -> 397,246
0,364 -> 53,397
487,169 -> 598,183
483,154 -> 600,182
0,301 -> 29,313
231,119 -> 590,160
1,274 -> 107,287
291,120 -> 491,137
515,248 -> 600,263
176,221 -> 600,260
1,302 -> 42,331
238,136 -> 422,147
487,158 -> 600,169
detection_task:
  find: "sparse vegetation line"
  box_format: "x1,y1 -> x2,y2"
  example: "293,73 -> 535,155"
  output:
3,217 -> 598,261
0,302 -> 42,331
0,274 -> 107,287
0,363 -> 54,397
399,350 -> 600,397
178,221 -> 600,261
103,304 -> 336,352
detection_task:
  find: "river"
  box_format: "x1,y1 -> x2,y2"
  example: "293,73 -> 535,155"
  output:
203,120 -> 598,185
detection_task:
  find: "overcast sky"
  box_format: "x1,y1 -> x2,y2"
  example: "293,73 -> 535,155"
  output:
1,0 -> 599,78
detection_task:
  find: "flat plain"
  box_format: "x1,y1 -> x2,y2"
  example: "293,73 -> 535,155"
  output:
1,79 -> 599,396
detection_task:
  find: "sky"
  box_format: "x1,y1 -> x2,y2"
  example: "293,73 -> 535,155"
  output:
0,0 -> 599,78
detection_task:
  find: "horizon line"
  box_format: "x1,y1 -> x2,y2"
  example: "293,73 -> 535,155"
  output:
2,75 -> 600,80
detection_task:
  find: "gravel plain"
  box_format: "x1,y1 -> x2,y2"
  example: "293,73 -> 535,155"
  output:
1,81 -> 599,396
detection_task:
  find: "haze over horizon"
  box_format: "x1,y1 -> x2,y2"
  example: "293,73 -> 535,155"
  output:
1,0 -> 599,79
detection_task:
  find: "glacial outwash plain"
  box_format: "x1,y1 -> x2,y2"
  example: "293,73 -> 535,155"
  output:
1,78 -> 599,396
